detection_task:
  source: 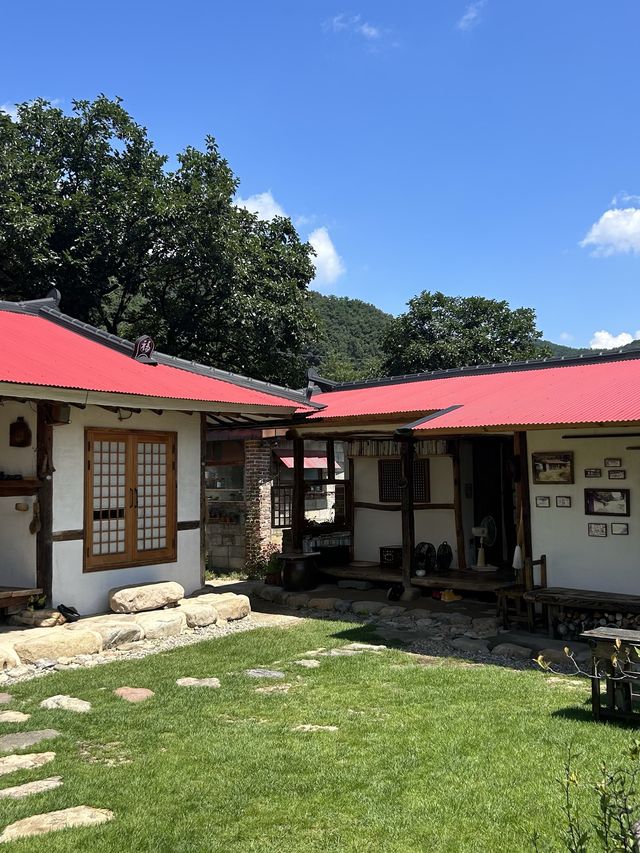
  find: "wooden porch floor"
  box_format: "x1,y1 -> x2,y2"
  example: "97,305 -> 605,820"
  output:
320,563 -> 516,594
0,586 -> 43,610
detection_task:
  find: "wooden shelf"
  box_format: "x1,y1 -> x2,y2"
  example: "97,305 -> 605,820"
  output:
0,478 -> 42,496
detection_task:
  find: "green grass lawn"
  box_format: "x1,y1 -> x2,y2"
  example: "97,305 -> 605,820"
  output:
0,618 -> 634,852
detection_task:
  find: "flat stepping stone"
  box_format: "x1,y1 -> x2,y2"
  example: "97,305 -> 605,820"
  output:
0,805 -> 114,843
319,648 -> 359,657
294,659 -> 321,669
343,642 -> 387,652
0,751 -> 56,777
0,776 -> 62,800
0,694 -> 12,705
0,729 -> 60,754
293,724 -> 338,733
255,683 -> 292,694
40,695 -> 92,713
114,686 -> 154,703
176,677 -> 221,688
244,668 -> 285,679
0,711 -> 30,723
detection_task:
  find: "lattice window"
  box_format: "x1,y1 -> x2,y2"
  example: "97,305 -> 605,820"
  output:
85,430 -> 176,571
90,439 -> 127,557
271,485 -> 293,528
137,440 -> 168,552
378,459 -> 430,503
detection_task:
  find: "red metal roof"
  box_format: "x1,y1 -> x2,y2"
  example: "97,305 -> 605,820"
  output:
274,450 -> 329,469
0,309 -> 303,409
306,357 -> 640,430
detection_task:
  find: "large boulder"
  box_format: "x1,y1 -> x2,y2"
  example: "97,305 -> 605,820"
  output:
176,599 -> 218,628
134,610 -> 187,639
192,593 -> 250,621
0,645 -> 20,671
65,615 -> 143,649
8,609 -> 66,628
109,581 -> 184,614
12,629 -> 102,665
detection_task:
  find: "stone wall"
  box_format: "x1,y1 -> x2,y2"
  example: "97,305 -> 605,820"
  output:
244,440 -> 273,564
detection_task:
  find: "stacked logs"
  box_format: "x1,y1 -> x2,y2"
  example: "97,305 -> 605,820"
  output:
556,609 -> 640,638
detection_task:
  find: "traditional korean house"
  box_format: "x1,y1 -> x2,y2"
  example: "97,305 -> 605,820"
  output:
270,354 -> 640,630
0,290 -> 314,615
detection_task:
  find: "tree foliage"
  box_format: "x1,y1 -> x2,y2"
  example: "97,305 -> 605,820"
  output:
380,291 -> 551,375
0,97 -> 316,386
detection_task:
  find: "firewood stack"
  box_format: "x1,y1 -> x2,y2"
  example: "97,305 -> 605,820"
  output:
555,609 -> 640,638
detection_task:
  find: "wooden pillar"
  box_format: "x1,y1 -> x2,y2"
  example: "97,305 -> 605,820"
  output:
36,402 -> 53,602
200,413 -> 207,586
399,437 -> 419,599
451,440 -> 466,569
292,437 -> 305,552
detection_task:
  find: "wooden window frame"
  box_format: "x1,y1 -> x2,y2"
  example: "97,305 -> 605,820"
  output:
378,458 -> 430,504
84,428 -> 177,572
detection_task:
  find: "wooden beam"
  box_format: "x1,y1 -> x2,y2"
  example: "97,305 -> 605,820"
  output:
292,437 -> 305,552
451,440 -> 467,569
52,529 -> 83,542
36,402 -> 53,603
354,501 -> 455,512
399,437 -> 417,597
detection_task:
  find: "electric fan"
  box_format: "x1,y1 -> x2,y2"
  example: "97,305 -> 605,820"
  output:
471,515 -> 498,571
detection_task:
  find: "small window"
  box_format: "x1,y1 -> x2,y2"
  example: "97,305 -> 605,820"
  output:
378,458 -> 430,503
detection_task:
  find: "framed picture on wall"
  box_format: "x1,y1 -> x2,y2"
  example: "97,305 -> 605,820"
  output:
556,496 -> 572,508
531,452 -> 574,484
585,468 -> 602,478
604,458 -> 622,468
588,522 -> 607,537
535,495 -> 551,508
611,523 -> 629,535
584,488 -> 630,517
608,469 -> 626,480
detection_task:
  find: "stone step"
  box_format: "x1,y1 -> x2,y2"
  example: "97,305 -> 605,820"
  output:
0,805 -> 114,843
0,729 -> 61,754
0,776 -> 62,800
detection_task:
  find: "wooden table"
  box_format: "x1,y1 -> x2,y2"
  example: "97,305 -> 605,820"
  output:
525,587 -> 640,638
580,627 -> 640,723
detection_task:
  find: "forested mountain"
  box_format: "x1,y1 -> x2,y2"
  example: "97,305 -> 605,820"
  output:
310,292 -> 637,381
308,292 -> 392,380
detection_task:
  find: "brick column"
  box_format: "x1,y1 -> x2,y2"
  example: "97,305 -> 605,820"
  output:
244,439 -> 273,563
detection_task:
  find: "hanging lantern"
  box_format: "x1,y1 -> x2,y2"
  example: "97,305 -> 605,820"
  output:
9,417 -> 32,448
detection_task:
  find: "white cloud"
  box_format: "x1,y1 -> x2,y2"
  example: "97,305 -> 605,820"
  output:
235,190 -> 286,221
457,0 -> 486,31
580,191 -> 640,256
308,226 -> 346,288
325,13 -> 381,40
590,329 -> 640,350
235,191 -> 346,289
559,331 -> 574,342
0,103 -> 18,121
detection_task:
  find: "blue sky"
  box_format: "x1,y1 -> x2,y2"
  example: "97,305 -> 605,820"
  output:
3,1 -> 640,348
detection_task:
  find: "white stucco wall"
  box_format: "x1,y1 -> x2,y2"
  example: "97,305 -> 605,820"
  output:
0,402 -> 38,588
51,407 -> 202,614
528,427 -> 640,594
352,455 -> 459,566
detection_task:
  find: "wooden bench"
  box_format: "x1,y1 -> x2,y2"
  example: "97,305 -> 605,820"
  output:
524,587 -> 640,638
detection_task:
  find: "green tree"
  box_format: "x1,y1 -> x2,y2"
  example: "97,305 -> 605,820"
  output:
0,97 -> 316,386
380,291 -> 550,375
